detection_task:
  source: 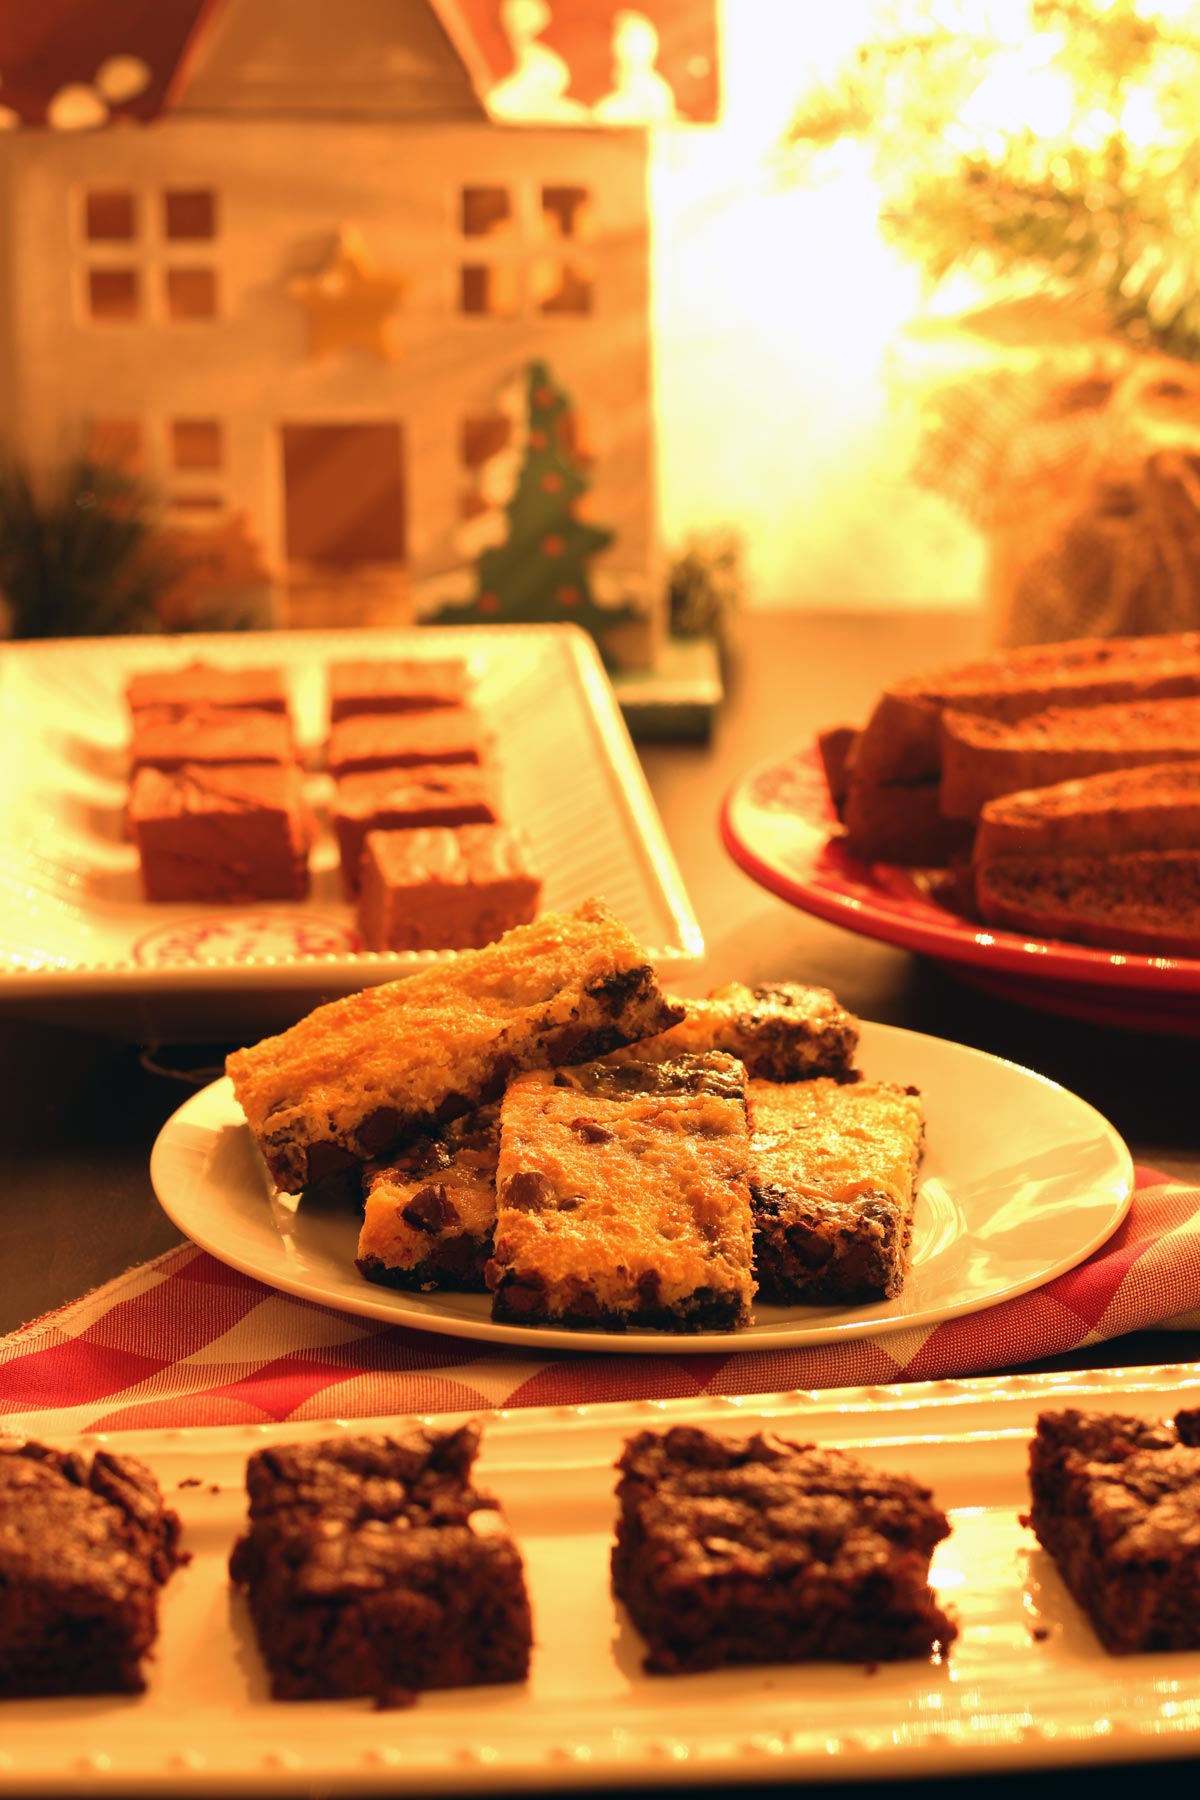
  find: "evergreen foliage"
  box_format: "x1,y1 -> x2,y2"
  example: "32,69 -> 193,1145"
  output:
788,0 -> 1200,362
433,360 -> 636,651
0,458 -> 174,639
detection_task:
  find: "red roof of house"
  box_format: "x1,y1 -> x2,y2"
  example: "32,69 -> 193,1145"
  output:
0,0 -> 718,128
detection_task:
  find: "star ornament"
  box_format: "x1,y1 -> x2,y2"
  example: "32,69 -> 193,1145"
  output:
289,231 -> 406,361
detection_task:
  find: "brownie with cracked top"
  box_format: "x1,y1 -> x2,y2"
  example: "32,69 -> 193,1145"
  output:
357,1106 -> 499,1291
226,899 -> 683,1192
1024,1407 -> 1200,1653
228,1423 -> 531,1702
0,1440 -> 185,1696
487,1051 -> 755,1332
604,980 -> 859,1082
748,1078 -> 924,1304
612,1425 -> 956,1672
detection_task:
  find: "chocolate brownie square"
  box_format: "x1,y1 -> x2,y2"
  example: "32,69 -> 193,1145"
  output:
228,1424 -> 532,1702
329,657 -> 469,722
326,706 -> 484,777
612,1425 -> 956,1673
357,824 -> 542,952
334,765 -> 498,896
0,1441 -> 184,1696
1025,1407 -> 1200,1652
130,704 -> 294,773
357,1105 -> 499,1291
130,762 -> 310,903
487,1052 -> 755,1331
748,1078 -> 924,1304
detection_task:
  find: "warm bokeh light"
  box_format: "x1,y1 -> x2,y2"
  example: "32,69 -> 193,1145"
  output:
652,0 -> 985,608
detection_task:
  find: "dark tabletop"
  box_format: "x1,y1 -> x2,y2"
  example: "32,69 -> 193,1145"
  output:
2,611 -> 1199,1795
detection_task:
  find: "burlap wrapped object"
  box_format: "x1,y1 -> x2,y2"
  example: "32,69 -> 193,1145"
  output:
908,313 -> 1200,646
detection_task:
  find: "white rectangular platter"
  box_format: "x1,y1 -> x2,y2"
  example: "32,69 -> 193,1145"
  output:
5,1365 -> 1200,1793
0,624 -> 701,1040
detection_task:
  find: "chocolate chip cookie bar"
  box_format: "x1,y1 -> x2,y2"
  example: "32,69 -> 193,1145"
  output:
486,1052 -> 755,1332
227,899 -> 683,1192
229,1424 -> 532,1703
612,1425 -> 956,1672
357,1106 -> 499,1291
748,1077 -> 924,1303
605,980 -> 859,1082
1025,1407 -> 1200,1653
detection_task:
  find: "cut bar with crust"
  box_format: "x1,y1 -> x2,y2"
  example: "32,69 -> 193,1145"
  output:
974,761 -> 1200,862
604,980 -> 860,1082
335,765 -> 499,896
487,1052 -> 755,1332
130,762 -> 310,903
328,657 -> 469,721
327,706 -> 484,777
851,630 -> 1200,789
974,849 -> 1200,955
228,1424 -> 532,1702
357,1106 -> 499,1292
748,1078 -> 924,1304
0,1441 -> 185,1697
226,899 -> 683,1192
356,824 -> 541,952
939,695 -> 1200,822
612,1425 -> 956,1673
1025,1408 -> 1200,1653
837,631 -> 1200,861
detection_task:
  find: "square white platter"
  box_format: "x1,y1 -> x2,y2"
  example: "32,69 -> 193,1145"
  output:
4,1366 -> 1200,1793
0,624 -> 701,1041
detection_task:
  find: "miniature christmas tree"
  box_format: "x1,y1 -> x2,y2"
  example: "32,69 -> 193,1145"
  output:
433,359 -> 636,653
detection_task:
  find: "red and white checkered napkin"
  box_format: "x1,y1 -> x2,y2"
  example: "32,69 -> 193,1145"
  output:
3,1168 -> 1198,1439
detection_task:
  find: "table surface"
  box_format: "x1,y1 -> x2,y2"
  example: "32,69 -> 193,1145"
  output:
3,611 -> 1199,1796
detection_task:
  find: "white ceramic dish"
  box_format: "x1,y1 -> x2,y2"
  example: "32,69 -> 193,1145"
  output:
149,1019 -> 1134,1353
4,1365 -> 1200,1792
0,625 -> 701,1040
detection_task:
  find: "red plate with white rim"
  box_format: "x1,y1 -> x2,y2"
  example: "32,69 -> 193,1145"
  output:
721,742 -> 1200,1035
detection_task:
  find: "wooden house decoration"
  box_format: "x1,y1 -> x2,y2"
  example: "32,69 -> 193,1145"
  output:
0,0 -> 719,666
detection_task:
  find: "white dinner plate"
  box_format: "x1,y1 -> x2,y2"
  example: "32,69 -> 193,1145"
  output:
0,624 -> 701,1040
150,1020 -> 1134,1353
4,1368 -> 1200,1791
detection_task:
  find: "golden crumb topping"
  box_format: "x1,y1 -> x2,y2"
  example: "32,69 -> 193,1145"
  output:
493,1071 -> 754,1310
227,900 -> 650,1138
748,1079 -> 923,1211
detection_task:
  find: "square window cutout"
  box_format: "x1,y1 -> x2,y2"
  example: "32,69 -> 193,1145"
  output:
85,191 -> 136,241
459,264 -> 516,317
87,268 -> 140,320
171,420 -> 223,471
164,190 -> 216,240
461,187 -> 511,238
166,268 -> 218,319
